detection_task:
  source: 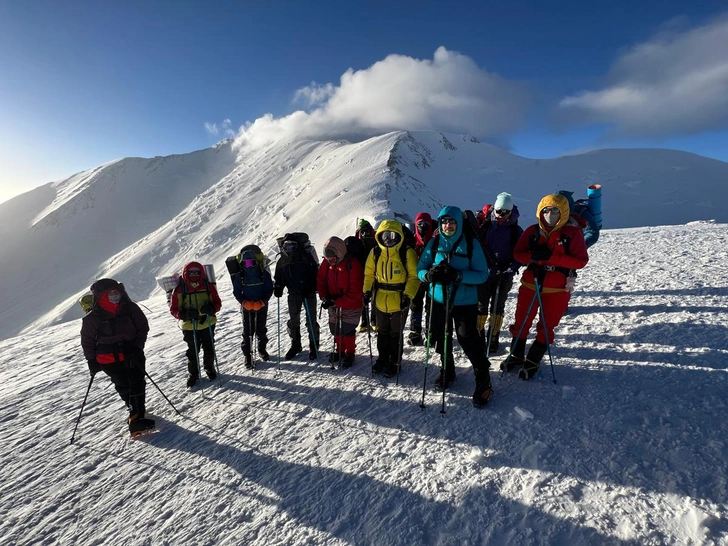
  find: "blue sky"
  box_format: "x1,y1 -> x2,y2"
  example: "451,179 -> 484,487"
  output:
1,1 -> 727,203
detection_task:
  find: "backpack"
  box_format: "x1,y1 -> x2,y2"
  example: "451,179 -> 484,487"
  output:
480,217 -> 520,268
277,232 -> 319,263
344,236 -> 368,268
401,224 -> 416,250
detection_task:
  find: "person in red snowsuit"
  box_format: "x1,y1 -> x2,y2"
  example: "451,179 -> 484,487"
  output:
507,194 -> 588,379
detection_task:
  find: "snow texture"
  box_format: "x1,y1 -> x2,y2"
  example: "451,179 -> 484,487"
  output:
0,131 -> 726,545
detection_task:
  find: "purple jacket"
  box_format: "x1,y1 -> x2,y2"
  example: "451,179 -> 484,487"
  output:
483,205 -> 524,273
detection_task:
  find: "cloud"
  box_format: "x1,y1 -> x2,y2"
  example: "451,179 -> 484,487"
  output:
204,119 -> 235,138
558,14 -> 728,137
234,47 -> 528,149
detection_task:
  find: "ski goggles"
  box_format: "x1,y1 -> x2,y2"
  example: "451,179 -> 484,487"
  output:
440,217 -> 457,225
541,207 -> 561,215
381,231 -> 399,246
242,258 -> 257,268
495,209 -> 511,216
282,241 -> 298,252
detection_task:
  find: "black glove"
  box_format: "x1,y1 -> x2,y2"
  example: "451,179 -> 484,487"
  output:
400,294 -> 411,309
424,263 -> 447,283
200,303 -> 215,315
363,291 -> 372,305
274,285 -> 284,298
181,308 -> 199,321
441,263 -> 463,284
125,347 -> 146,370
531,246 -> 553,262
87,359 -> 101,377
321,298 -> 335,310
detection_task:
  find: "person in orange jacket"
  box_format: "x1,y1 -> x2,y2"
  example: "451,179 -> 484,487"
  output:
507,194 -> 588,379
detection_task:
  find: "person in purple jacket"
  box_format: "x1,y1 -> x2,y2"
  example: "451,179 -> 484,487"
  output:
477,192 -> 524,353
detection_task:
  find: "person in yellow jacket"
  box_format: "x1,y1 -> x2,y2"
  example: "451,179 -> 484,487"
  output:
170,262 -> 223,387
363,219 -> 420,377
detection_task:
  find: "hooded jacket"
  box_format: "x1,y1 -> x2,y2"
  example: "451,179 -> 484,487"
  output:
513,194 -> 589,292
170,262 -> 223,330
417,205 -> 489,306
363,219 -> 420,313
317,236 -> 364,310
414,212 -> 436,257
81,279 -> 149,364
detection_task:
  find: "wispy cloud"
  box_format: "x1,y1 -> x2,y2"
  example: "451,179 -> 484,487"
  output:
558,14 -> 728,137
204,119 -> 235,138
234,47 -> 528,149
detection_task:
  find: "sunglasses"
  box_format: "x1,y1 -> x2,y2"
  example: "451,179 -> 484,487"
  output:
242,259 -> 257,268
495,209 -> 511,216
542,207 -> 561,214
441,217 -> 457,225
188,269 -> 202,275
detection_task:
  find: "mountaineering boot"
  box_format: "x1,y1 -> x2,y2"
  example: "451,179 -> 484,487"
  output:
309,346 -> 318,361
501,338 -> 527,372
407,330 -> 423,346
342,353 -> 355,369
203,354 -> 217,380
328,351 -> 341,364
186,359 -> 198,388
258,345 -> 270,361
519,340 -> 548,380
285,338 -> 303,359
488,314 -> 504,354
129,415 -> 156,436
472,369 -> 493,408
434,353 -> 456,390
244,355 -> 254,369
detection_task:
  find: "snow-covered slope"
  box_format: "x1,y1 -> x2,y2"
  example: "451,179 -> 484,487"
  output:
0,222 -> 726,545
2,131 -> 727,342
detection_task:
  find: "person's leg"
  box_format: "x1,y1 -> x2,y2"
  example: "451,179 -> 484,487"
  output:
182,330 -> 199,385
285,294 -> 303,357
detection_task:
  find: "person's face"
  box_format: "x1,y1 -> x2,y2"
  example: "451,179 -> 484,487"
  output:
441,216 -> 457,236
542,207 -> 561,227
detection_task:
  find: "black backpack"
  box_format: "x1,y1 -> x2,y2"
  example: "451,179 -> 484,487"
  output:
344,236 -> 368,268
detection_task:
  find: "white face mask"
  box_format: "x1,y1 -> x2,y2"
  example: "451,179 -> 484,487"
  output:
108,290 -> 121,303
542,208 -> 561,227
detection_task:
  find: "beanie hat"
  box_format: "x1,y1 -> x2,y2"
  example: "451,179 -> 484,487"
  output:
494,192 -> 513,211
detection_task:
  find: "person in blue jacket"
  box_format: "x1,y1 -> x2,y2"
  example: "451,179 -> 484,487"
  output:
417,206 -> 493,408
233,247 -> 274,368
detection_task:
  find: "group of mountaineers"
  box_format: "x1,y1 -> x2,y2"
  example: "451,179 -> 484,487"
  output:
77,186 -> 602,436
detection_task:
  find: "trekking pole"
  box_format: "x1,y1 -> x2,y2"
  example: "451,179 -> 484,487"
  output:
440,284 -> 452,415
190,318 -> 205,396
329,307 -> 338,369
206,321 -> 222,383
366,302 -> 374,376
419,293 -> 436,409
276,297 -> 282,374
500,288 -> 539,379
70,374 -> 95,444
142,368 -> 181,415
338,306 -> 344,367
485,281 -> 501,358
250,310 -> 257,370
533,278 -> 557,384
395,325 -> 404,386
303,297 -> 319,359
